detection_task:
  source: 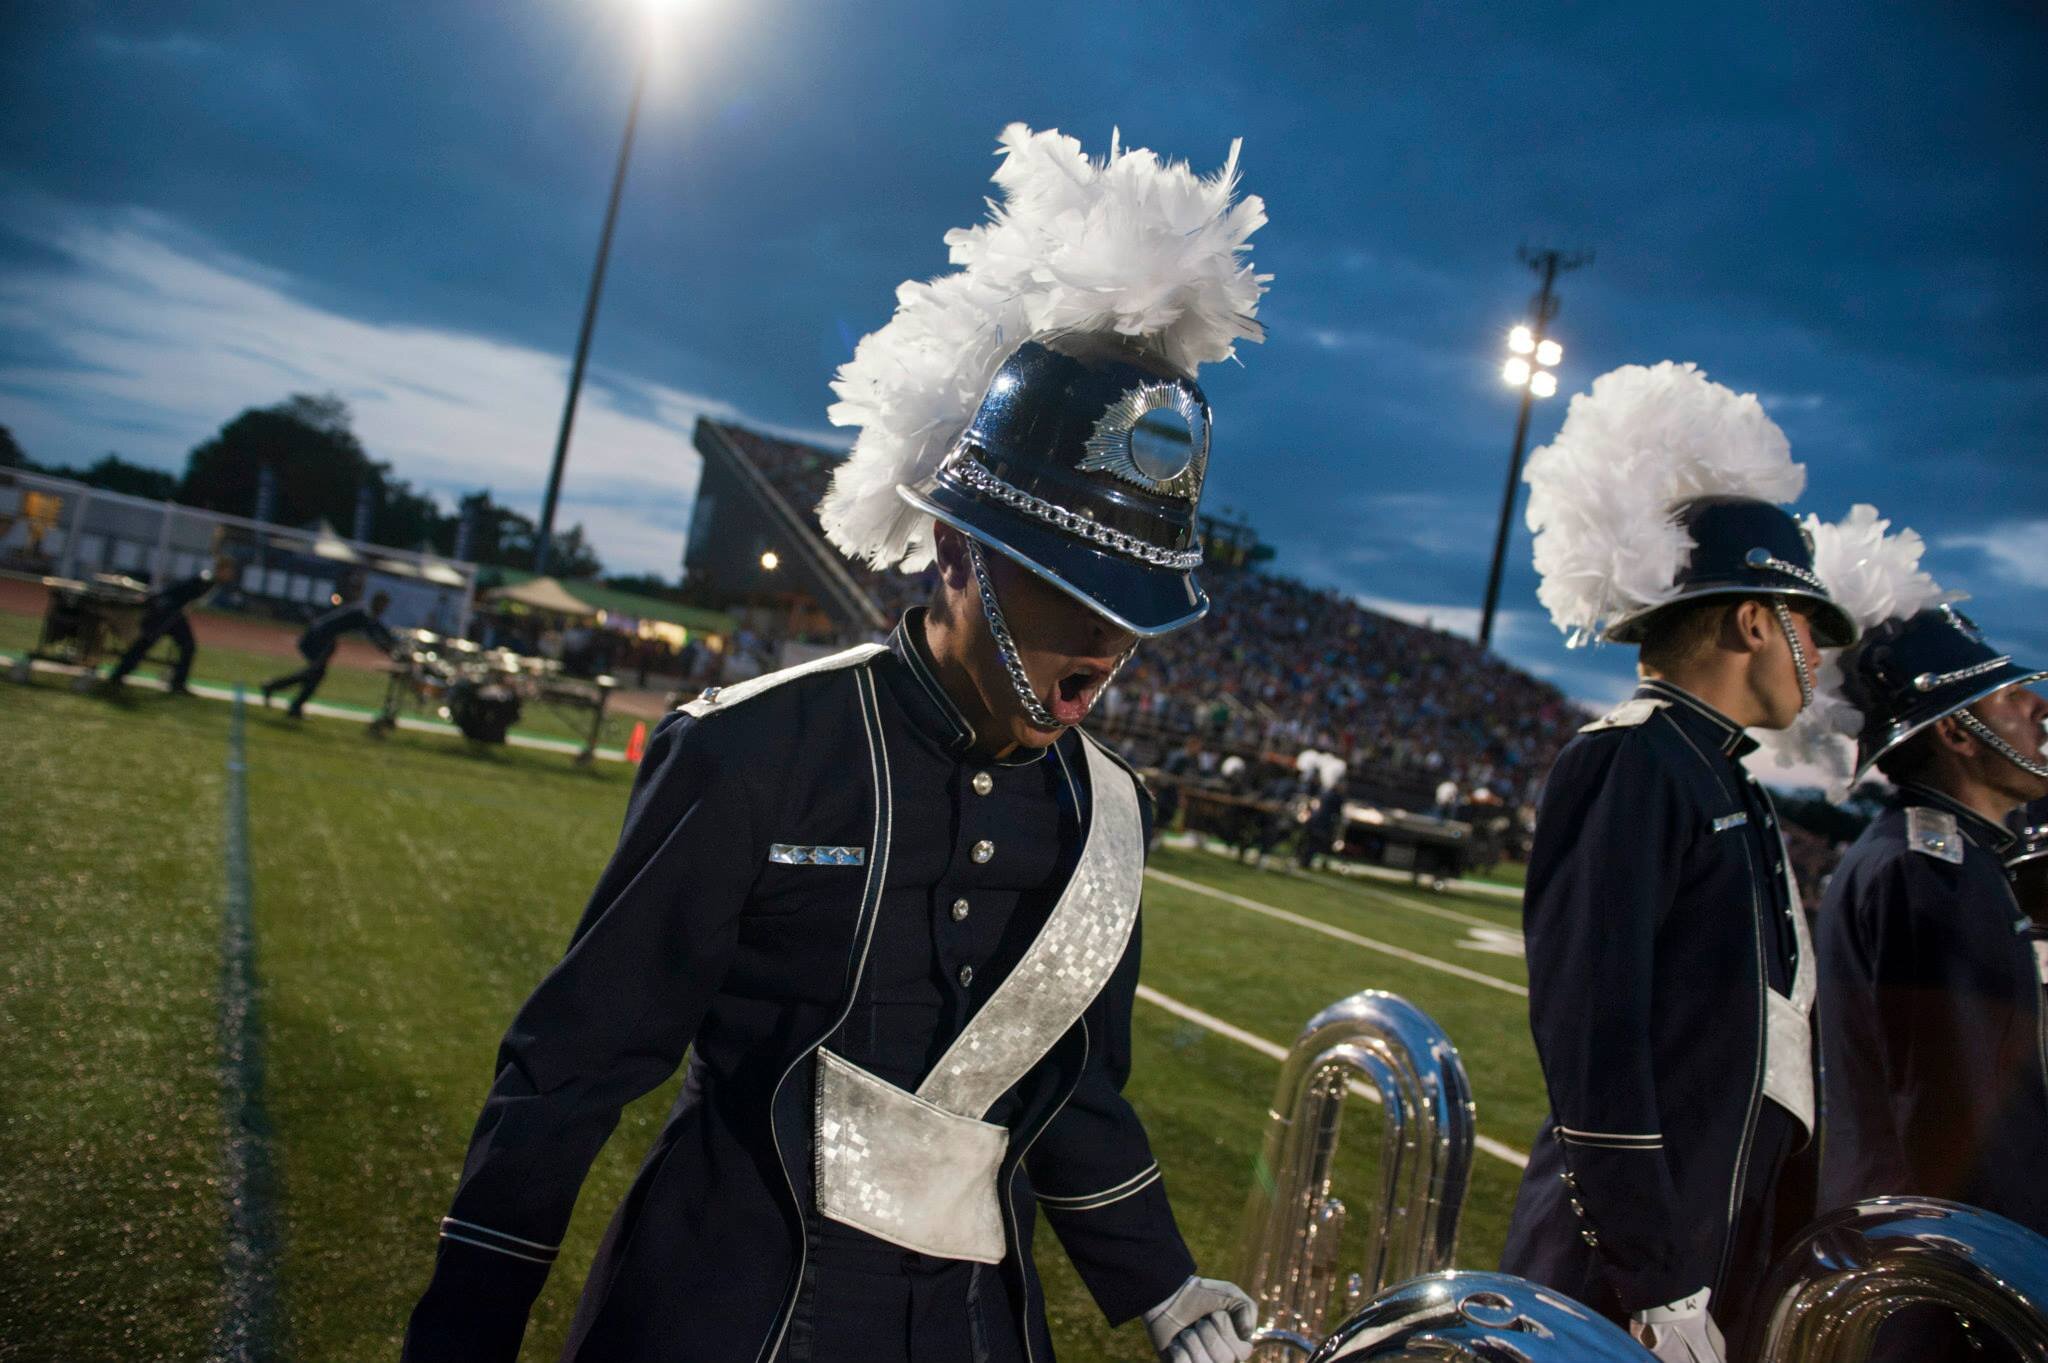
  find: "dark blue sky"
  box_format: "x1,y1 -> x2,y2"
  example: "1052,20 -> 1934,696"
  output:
3,0 -> 2043,709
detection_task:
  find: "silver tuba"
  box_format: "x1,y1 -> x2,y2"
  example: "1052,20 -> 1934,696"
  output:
1304,1270 -> 1655,1361
1238,991 -> 1477,1358
1755,1197 -> 2048,1361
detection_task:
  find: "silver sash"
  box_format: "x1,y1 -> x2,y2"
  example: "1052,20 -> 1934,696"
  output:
815,735 -> 1143,1262
1761,850 -> 1816,1137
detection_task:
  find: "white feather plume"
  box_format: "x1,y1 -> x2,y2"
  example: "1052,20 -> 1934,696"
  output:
1523,362 -> 1808,645
820,123 -> 1269,571
1756,503 -> 1953,795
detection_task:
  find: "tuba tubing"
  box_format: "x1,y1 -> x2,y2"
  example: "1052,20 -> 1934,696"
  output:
1755,1197 -> 2048,1362
1304,1270 -> 1656,1361
1239,991 -> 1477,1358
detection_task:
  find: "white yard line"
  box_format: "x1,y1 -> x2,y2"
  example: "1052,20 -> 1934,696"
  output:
1143,868 -> 1529,998
1135,983 -> 1529,1169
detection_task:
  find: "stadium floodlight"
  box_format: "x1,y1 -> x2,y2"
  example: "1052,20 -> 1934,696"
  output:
760,550 -> 780,571
1508,325 -> 1535,355
1535,338 -> 1563,367
1501,356 -> 1532,387
1529,370 -> 1558,398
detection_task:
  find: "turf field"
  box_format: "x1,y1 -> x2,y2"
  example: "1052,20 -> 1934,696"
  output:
1,675 -> 1542,1362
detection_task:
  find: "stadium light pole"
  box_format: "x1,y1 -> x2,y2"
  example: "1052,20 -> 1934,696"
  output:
533,29 -> 654,578
1477,245 -> 1590,651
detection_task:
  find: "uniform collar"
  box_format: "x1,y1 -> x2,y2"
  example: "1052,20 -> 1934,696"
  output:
1893,781 -> 2019,856
885,609 -> 1048,767
1636,679 -> 1759,759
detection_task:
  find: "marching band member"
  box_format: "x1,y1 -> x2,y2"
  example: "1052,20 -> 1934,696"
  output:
259,589 -> 395,718
404,125 -> 1268,1363
101,553 -> 237,694
1501,363 -> 1857,1360
1764,519 -> 2048,1360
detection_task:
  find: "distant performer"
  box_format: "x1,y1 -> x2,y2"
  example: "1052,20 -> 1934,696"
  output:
102,554 -> 237,695
1798,563 -> 2048,1359
404,125 -> 1268,1363
1502,363 -> 1857,1361
260,590 -> 395,718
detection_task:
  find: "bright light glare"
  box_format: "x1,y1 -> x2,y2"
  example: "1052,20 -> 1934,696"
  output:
760,550 -> 780,571
1508,325 -> 1535,355
1535,339 -> 1563,367
1530,370 -> 1559,398
1502,357 -> 1532,387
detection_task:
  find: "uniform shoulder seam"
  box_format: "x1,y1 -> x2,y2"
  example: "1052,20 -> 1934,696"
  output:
676,643 -> 887,719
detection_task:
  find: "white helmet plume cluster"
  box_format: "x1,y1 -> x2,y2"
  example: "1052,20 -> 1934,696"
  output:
1523,361 -> 1808,646
819,124 -> 1269,574
1756,504 -> 1953,794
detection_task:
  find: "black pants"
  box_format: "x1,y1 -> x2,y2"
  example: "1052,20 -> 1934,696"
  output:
264,646 -> 333,713
784,1232 -> 1028,1363
110,613 -> 195,689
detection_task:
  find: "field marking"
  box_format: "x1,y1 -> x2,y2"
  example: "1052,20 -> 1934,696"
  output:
213,688 -> 280,1362
1143,868 -> 1529,998
1136,984 -> 1529,1170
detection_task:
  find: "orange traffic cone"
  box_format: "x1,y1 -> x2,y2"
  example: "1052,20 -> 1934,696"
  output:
625,720 -> 649,764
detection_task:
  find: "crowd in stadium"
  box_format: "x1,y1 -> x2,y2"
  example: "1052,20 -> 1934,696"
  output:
1106,566 -> 1582,805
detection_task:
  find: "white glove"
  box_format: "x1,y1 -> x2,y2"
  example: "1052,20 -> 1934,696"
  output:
1630,1288 -> 1727,1363
1143,1274 -> 1258,1363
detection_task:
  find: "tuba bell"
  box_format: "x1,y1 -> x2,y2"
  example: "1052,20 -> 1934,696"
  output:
1303,1270 -> 1655,1361
1238,991 -> 1476,1358
1754,1197 -> 2048,1361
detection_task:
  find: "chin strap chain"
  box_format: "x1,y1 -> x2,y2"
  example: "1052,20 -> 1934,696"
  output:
1953,709 -> 2048,781
966,539 -> 1064,731
964,539 -> 1132,732
1771,598 -> 1816,711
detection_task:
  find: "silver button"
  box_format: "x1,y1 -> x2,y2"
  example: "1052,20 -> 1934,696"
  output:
972,839 -> 994,864
951,897 -> 970,922
971,771 -> 993,796
958,965 -> 974,987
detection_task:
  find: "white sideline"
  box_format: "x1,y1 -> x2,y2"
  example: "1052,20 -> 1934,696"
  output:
1143,868 -> 1529,999
1135,983 -> 1530,1170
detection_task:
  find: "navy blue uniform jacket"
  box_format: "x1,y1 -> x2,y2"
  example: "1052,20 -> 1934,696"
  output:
141,571 -> 214,623
1502,680 -> 1809,1337
1816,786 -> 2048,1235
404,620 -> 1193,1362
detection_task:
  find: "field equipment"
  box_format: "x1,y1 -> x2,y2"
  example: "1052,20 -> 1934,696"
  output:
1239,991 -> 1476,1359
1303,1271 -> 1654,1361
371,629 -> 615,763
1753,1198 -> 2048,1362
6,570 -> 151,682
2009,822 -> 2048,929
1330,804 -> 1484,888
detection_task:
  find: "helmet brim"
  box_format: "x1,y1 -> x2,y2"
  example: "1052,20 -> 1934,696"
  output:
898,482 -> 1207,638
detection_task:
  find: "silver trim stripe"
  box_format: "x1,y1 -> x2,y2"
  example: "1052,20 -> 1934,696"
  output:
1037,1162 -> 1162,1211
1557,1126 -> 1664,1150
767,844 -> 866,866
1915,655 -> 2013,693
438,1217 -> 560,1264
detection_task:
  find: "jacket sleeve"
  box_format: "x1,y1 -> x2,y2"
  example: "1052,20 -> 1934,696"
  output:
1026,908 -> 1198,1326
1521,731 -> 1700,1312
403,709 -> 755,1361
1815,854 -> 1916,1211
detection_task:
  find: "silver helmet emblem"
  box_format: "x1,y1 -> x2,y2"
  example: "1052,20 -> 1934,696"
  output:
1077,379 -> 1210,502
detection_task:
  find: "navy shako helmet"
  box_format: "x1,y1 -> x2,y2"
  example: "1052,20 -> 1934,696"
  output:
1842,605 -> 2048,779
898,335 -> 1211,638
1605,495 -> 1857,648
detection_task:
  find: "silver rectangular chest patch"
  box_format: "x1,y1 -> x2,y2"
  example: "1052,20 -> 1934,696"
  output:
768,844 -> 865,866
1712,812 -> 1749,833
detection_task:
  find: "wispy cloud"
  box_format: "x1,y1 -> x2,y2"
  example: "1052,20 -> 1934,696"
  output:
0,201 -> 838,575
1939,519 -> 2048,589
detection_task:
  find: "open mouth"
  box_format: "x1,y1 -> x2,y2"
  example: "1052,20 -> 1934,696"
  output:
1047,665 -> 1108,727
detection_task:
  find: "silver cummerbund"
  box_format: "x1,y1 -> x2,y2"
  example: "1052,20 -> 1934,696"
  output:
814,1048 -> 1010,1263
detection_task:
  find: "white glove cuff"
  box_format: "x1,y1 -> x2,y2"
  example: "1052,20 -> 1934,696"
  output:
1632,1287 -> 1711,1324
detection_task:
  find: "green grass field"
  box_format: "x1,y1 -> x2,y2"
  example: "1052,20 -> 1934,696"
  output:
1,677 -> 1543,1362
